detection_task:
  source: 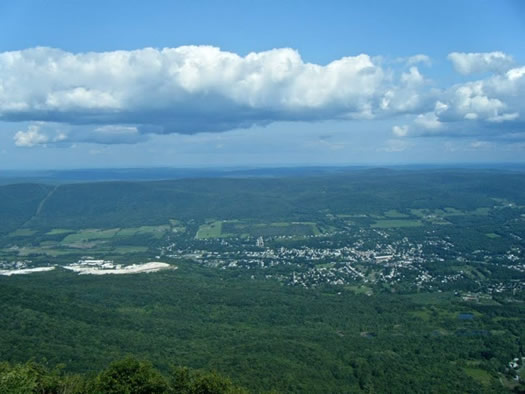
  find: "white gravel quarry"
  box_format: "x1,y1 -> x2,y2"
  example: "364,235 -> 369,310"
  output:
63,261 -> 173,275
0,266 -> 56,276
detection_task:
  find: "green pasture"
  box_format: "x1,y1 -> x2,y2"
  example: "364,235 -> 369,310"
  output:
196,221 -> 223,239
464,368 -> 494,386
384,209 -> 409,218
485,233 -> 501,239
116,225 -> 169,239
196,220 -> 321,239
62,228 -> 120,244
8,229 -> 37,237
46,228 -> 74,235
371,219 -> 422,228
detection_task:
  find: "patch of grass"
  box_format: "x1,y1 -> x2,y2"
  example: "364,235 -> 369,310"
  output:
116,225 -> 169,239
452,265 -> 486,280
318,224 -> 338,234
411,309 -> 431,321
46,228 -> 74,235
384,209 -> 409,218
345,285 -> 373,296
196,221 -> 223,239
170,220 -> 186,233
8,228 -> 37,237
443,207 -> 465,216
410,207 -> 489,222
306,222 -> 321,235
485,233 -> 500,239
464,367 -> 493,386
371,219 -> 422,228
472,207 -> 490,216
221,221 -> 318,238
114,227 -> 139,237
430,220 -> 451,225
62,228 -> 120,244
409,209 -> 427,218
17,247 -> 76,257
39,241 -> 59,247
112,246 -> 149,254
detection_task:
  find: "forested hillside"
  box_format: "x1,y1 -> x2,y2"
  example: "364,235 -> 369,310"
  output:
2,170 -> 525,232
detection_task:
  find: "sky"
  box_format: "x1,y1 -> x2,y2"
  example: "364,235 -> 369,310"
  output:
1,0 -> 525,169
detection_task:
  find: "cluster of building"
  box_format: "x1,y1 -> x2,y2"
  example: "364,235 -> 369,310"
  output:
157,228 -> 524,293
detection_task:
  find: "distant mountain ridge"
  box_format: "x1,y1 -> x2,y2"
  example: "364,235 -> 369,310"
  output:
2,169 -> 525,234
2,164 -> 525,185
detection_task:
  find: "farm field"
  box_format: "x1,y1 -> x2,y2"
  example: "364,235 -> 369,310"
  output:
195,220 -> 321,239
371,219 -> 422,228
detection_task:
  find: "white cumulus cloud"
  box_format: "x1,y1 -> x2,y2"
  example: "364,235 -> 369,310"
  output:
414,112 -> 442,130
13,125 -> 49,147
402,62 -> 525,139
448,51 -> 514,75
1,47 -> 524,146
406,54 -> 431,66
0,46 -> 399,136
392,125 -> 409,137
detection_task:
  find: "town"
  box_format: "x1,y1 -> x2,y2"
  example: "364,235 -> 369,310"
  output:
159,225 -> 525,296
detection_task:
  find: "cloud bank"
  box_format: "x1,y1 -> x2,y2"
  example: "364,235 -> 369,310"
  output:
394,63 -> 525,140
1,46 -> 524,146
1,46 -> 392,133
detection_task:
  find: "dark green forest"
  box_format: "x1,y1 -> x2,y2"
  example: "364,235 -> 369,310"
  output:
1,266 -> 522,393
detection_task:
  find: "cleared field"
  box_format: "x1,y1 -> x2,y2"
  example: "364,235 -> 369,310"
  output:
195,220 -> 321,239
16,247 -> 75,257
46,228 -> 74,235
8,229 -> 37,237
222,221 -> 320,238
116,225 -> 169,239
335,214 -> 367,218
62,228 -> 120,244
384,209 -> 409,218
452,265 -> 486,280
169,219 -> 186,233
409,209 -> 427,218
472,207 -> 490,215
485,233 -> 500,239
410,309 -> 431,321
443,207 -> 464,215
112,246 -> 149,254
196,221 -> 223,239
345,285 -> 373,296
464,368 -> 493,386
371,219 -> 422,228
411,207 -> 491,221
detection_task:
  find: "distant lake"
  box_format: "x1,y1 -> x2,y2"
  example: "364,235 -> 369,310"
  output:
458,313 -> 474,320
